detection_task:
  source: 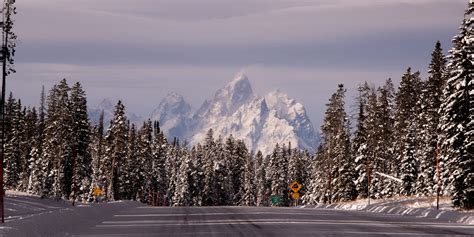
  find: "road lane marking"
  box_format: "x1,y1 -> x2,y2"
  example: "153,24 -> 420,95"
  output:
96,220 -> 474,229
113,212 -> 338,217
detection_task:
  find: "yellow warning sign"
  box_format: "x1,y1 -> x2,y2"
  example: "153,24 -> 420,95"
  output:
291,192 -> 301,200
289,181 -> 302,193
93,187 -> 103,197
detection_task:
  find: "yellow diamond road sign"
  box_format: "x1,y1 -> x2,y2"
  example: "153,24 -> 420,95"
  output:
93,187 -> 103,197
289,181 -> 302,193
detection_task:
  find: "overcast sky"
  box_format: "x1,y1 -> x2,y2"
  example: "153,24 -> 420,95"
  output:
10,0 -> 467,128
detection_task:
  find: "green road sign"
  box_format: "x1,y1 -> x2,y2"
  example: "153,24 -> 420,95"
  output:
270,195 -> 282,206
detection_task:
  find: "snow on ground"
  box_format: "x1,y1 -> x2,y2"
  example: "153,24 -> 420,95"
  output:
5,190 -> 40,198
314,196 -> 474,225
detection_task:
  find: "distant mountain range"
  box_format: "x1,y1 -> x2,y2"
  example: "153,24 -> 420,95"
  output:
89,73 -> 319,154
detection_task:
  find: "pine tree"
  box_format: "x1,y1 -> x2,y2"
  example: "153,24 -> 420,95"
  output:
69,82 -> 91,203
376,79 -> 397,197
417,41 -> 447,196
28,86 -> 47,195
42,80 -> 73,199
152,121 -> 168,205
124,123 -> 138,200
267,144 -> 289,206
18,107 -> 37,192
166,141 -> 180,205
439,2 -> 474,209
103,100 -> 128,201
137,120 -> 153,202
366,88 -> 383,199
201,129 -> 216,206
394,69 -> 423,195
353,83 -> 370,198
317,84 -> 356,203
4,97 -> 22,189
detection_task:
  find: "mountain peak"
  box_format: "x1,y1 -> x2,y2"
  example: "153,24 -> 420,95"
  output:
230,71 -> 249,84
151,92 -> 191,121
224,72 -> 252,97
162,92 -> 186,105
209,72 -> 254,116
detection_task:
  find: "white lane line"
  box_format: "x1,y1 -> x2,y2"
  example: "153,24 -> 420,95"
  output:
96,220 -> 474,229
114,212 -> 341,217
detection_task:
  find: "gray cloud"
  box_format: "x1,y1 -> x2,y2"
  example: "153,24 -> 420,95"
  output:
10,0 -> 468,128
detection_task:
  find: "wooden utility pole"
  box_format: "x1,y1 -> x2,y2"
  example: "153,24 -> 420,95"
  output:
1,0 -> 12,224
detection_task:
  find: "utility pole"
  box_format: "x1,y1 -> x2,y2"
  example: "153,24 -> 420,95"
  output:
0,0 -> 11,224
0,0 -> 16,223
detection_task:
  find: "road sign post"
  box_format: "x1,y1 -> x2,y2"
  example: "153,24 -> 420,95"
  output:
289,181 -> 303,207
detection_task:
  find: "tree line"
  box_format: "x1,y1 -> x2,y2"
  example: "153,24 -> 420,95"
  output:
304,3 -> 473,209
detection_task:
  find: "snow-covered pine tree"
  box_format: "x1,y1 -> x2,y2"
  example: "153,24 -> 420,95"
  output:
439,2 -> 474,209
201,129 -> 217,206
137,120 -> 153,202
267,143 -> 289,206
4,97 -> 22,189
124,123 -> 138,200
233,139 -> 248,205
69,82 -> 91,202
103,100 -> 128,201
394,69 -> 423,196
152,120 -> 168,205
417,41 -> 447,197
353,83 -> 370,198
319,84 -> 356,203
42,79 -> 74,199
28,86 -> 47,196
166,140 -> 180,205
366,88 -> 383,199
224,135 -> 238,204
376,79 -> 397,198
17,107 -> 37,192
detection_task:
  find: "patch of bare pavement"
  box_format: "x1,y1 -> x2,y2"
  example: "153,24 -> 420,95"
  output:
1,194 -> 473,237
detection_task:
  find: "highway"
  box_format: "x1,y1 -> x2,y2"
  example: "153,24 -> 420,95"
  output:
2,195 -> 474,236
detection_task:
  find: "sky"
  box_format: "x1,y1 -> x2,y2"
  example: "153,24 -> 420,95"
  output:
9,0 -> 468,128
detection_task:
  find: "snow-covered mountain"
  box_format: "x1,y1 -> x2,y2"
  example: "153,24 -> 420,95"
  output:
151,73 -> 319,154
89,98 -> 143,127
150,92 -> 192,140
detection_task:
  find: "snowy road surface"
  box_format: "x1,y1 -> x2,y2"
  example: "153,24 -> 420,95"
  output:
1,195 -> 474,236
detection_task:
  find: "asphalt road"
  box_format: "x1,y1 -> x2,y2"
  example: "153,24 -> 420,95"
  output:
2,195 -> 474,237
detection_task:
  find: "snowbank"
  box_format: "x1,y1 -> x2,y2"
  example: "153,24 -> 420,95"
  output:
315,196 -> 474,225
